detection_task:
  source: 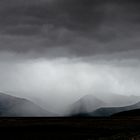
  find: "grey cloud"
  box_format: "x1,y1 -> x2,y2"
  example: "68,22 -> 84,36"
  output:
2,25 -> 41,36
0,0 -> 139,56
1,0 -> 139,30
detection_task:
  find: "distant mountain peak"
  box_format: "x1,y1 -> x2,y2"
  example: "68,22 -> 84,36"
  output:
78,94 -> 103,102
69,94 -> 107,115
68,93 -> 140,117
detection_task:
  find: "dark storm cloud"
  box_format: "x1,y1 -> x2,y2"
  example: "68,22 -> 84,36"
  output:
0,0 -> 140,55
1,0 -> 139,31
0,0 -> 102,34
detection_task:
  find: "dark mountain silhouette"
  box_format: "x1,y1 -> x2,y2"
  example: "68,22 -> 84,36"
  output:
91,102 -> 140,117
68,94 -> 107,116
0,92 -> 54,117
112,109 -> 140,117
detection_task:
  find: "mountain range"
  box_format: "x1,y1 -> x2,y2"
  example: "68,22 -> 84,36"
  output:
91,101 -> 140,117
0,92 -> 54,117
69,93 -> 140,117
0,92 -> 139,117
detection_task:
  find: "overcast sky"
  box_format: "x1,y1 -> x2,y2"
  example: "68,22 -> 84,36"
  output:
0,0 -> 140,112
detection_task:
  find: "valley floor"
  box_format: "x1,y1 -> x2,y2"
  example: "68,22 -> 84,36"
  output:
0,117 -> 140,140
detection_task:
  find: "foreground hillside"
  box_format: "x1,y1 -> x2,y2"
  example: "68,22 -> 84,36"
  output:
0,117 -> 140,140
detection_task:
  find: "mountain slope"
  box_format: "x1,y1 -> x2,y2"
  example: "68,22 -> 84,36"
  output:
0,92 -> 53,117
69,95 -> 107,116
67,93 -> 140,116
112,109 -> 140,117
94,93 -> 140,107
91,102 -> 140,117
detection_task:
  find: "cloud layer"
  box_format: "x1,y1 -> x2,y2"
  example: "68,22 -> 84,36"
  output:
0,0 -> 139,56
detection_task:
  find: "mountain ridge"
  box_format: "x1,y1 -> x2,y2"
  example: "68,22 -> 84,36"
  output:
68,93 -> 140,117
0,92 -> 54,117
90,101 -> 140,117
